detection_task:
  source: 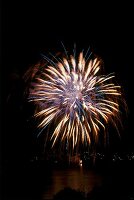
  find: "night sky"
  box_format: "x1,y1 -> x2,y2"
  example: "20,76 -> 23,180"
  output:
2,1 -> 134,154
1,1 -> 134,199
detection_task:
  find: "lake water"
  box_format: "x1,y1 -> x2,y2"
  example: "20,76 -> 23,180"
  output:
41,161 -> 134,200
4,160 -> 134,200
43,167 -> 103,199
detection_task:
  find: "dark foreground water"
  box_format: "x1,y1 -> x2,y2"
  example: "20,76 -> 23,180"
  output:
3,160 -> 134,200
43,167 -> 103,199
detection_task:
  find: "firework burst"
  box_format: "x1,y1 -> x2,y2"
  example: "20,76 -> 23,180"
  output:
25,47 -> 125,152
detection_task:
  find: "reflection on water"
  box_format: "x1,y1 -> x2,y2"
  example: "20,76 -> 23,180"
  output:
4,160 -> 134,199
43,167 -> 103,199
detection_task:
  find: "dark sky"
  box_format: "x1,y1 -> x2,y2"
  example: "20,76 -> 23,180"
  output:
2,0 -> 134,165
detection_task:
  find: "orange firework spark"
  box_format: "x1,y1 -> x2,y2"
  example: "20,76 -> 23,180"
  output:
24,47 -> 126,152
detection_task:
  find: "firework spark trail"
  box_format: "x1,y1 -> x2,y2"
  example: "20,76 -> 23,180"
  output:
25,48 -> 125,151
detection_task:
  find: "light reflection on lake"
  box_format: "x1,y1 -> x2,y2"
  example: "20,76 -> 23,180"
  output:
43,167 -> 103,199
